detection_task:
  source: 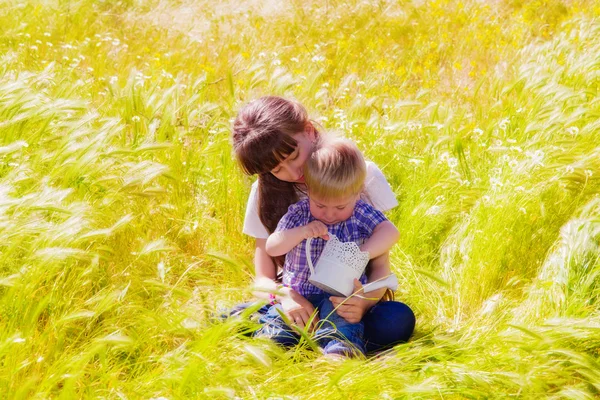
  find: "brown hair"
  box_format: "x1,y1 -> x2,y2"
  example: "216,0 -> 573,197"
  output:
304,136 -> 366,201
232,96 -> 318,236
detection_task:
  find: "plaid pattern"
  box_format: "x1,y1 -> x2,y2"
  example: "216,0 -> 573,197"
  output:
275,198 -> 388,297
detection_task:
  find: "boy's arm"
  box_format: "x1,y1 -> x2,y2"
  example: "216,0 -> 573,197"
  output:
265,220 -> 330,257
359,220 -> 399,259
265,226 -> 308,257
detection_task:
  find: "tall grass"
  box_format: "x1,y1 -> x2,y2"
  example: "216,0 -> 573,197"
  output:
1,0 -> 600,397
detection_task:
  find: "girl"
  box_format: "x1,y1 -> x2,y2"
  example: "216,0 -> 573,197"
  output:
262,136 -> 400,356
231,96 -> 415,353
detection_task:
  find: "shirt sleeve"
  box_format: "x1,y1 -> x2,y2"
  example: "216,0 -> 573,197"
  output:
274,199 -> 309,233
355,201 -> 389,235
363,161 -> 398,212
242,181 -> 270,239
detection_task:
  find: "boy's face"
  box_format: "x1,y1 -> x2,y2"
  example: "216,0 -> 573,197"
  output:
308,193 -> 359,225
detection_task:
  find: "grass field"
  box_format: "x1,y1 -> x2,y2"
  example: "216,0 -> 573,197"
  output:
1,0 -> 600,398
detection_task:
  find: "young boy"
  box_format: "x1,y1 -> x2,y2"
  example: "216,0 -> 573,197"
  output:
261,136 -> 399,357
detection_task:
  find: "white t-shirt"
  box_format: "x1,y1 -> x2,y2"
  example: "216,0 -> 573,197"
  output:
242,161 -> 398,239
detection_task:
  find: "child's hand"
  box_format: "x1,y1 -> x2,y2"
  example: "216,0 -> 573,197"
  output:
303,221 -> 330,240
280,288 -> 319,332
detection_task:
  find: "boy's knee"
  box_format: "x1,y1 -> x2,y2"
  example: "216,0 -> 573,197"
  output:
318,298 -> 336,319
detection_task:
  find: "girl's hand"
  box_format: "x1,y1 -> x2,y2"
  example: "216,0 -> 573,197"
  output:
329,279 -> 372,324
280,288 -> 319,332
303,221 -> 330,240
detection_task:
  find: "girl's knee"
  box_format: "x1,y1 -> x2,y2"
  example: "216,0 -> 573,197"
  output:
364,301 -> 416,344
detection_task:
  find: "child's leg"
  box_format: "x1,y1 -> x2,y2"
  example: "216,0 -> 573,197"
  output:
362,300 -> 415,354
314,297 -> 366,356
253,304 -> 300,348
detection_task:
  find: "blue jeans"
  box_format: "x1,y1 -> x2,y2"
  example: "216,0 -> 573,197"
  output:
226,296 -> 415,354
254,293 -> 365,354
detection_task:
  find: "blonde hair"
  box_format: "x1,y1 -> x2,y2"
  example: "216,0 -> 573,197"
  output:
304,136 -> 366,201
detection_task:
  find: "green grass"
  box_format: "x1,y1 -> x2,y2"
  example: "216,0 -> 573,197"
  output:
1,0 -> 600,397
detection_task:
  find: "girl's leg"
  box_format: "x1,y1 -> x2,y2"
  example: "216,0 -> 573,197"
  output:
362,300 -> 415,354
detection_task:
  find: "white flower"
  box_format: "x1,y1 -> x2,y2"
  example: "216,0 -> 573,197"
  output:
490,177 -> 503,190
131,116 -> 141,122
290,57 -> 299,63
525,150 -> 545,167
447,157 -> 458,169
271,59 -> 281,66
565,165 -> 575,174
585,170 -> 593,178
566,126 -> 579,135
499,118 -> 510,130
311,55 -> 325,63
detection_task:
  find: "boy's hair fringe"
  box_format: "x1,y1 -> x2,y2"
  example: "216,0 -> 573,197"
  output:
304,135 -> 367,201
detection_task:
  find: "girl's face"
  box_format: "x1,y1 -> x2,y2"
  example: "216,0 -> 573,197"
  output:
308,193 -> 359,225
270,125 -> 315,183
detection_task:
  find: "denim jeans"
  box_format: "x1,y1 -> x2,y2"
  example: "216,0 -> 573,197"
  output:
253,293 -> 365,354
226,296 -> 415,354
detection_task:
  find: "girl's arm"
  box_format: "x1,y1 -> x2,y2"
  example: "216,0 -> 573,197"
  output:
359,220 -> 400,259
252,238 -> 278,300
265,220 -> 329,257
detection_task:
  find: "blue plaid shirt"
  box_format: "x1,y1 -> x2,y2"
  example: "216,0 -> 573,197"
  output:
275,198 -> 388,297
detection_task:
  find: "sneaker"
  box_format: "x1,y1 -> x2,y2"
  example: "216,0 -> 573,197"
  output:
322,340 -> 365,359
